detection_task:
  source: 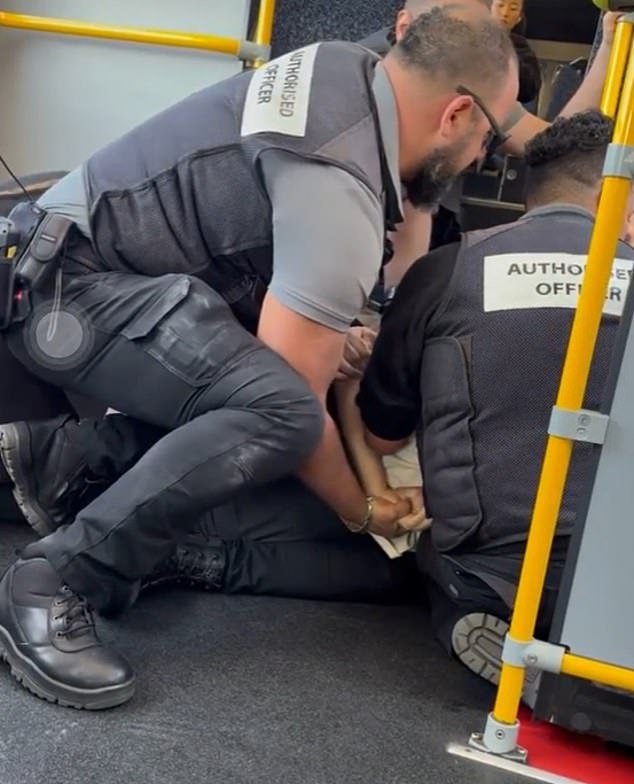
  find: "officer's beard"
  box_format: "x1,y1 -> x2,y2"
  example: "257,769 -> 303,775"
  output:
404,144 -> 466,211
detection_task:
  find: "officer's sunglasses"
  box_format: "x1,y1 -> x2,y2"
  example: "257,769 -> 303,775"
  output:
456,85 -> 509,155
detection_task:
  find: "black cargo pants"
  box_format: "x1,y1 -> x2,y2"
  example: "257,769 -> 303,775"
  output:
417,531 -> 565,652
7,250 -> 323,616
200,477 -> 418,603
14,413 -> 417,603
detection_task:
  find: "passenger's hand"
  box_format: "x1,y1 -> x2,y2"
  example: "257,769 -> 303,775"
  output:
335,326 -> 377,381
393,486 -> 429,531
603,11 -> 624,47
367,494 -> 412,539
380,486 -> 429,532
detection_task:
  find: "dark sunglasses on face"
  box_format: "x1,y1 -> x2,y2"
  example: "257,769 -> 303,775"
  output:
456,85 -> 510,154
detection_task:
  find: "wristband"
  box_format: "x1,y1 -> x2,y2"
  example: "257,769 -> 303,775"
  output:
341,496 -> 374,534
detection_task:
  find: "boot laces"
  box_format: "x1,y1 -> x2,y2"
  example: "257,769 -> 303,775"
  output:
175,547 -> 222,583
177,548 -> 203,578
146,545 -> 222,587
54,585 -> 95,638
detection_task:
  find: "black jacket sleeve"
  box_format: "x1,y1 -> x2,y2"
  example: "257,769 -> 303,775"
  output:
357,242 -> 460,441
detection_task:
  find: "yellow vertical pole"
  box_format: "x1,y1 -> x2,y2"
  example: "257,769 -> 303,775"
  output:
490,19 -> 634,729
253,0 -> 277,68
601,17 -> 633,119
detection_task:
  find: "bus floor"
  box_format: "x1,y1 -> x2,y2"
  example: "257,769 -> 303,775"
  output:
0,520 -> 530,784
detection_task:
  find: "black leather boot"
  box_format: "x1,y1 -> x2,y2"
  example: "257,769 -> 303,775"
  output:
0,416 -> 100,535
0,556 -> 135,709
142,533 -> 226,593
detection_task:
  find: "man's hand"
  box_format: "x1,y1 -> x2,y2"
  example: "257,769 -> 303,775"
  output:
366,494 -> 413,538
381,486 -> 429,532
393,486 -> 428,531
336,326 -> 377,381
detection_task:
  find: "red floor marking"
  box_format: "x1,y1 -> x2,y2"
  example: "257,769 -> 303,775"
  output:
517,707 -> 634,784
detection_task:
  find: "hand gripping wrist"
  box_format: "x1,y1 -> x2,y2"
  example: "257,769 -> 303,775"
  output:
340,496 -> 374,534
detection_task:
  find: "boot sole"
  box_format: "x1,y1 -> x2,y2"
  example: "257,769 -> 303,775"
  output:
451,612 -> 541,708
0,623 -> 135,710
0,422 -> 54,536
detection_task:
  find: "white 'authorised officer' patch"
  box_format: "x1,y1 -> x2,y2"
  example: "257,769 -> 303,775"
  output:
483,253 -> 634,318
241,43 -> 320,138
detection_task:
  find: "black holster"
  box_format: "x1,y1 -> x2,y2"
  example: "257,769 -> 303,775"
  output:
0,203 -> 74,331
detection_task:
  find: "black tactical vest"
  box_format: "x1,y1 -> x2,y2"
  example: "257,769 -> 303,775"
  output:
420,206 -> 634,555
81,42 -> 401,332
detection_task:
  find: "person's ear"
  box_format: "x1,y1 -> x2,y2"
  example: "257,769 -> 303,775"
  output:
438,94 -> 475,141
394,10 -> 413,42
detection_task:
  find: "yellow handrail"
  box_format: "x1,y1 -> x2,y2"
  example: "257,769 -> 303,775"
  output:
561,653 -> 634,694
0,10 -> 271,62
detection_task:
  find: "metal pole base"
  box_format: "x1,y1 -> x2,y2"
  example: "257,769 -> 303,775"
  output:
468,713 -> 528,763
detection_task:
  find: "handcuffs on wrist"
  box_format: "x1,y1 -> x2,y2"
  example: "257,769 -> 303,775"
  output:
341,495 -> 374,534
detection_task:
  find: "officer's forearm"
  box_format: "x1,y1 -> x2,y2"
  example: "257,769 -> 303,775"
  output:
502,39 -> 612,157
295,410 -> 369,524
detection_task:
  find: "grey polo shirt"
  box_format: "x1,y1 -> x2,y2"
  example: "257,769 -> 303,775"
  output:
38,166 -> 90,236
39,62 -> 401,333
262,61 -> 402,331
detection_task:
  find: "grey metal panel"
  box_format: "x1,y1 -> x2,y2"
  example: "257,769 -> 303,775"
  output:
559,309 -> 634,669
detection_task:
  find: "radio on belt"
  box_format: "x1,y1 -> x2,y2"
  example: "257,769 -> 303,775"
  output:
0,208 -> 74,330
15,210 -> 74,291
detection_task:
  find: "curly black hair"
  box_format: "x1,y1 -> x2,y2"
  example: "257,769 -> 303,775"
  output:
525,110 -> 613,198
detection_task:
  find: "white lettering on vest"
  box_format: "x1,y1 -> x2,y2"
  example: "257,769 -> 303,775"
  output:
483,252 -> 634,318
241,44 -> 320,138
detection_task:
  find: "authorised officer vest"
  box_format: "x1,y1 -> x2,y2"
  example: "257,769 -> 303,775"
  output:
420,205 -> 634,555
81,42 -> 401,331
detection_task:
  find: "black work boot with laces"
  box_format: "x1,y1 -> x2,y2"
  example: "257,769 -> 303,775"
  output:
0,415 -> 100,536
142,532 -> 226,593
0,556 -> 135,709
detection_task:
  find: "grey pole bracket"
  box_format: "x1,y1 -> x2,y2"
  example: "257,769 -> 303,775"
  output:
603,143 -> 634,179
548,407 -> 610,445
238,41 -> 271,62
